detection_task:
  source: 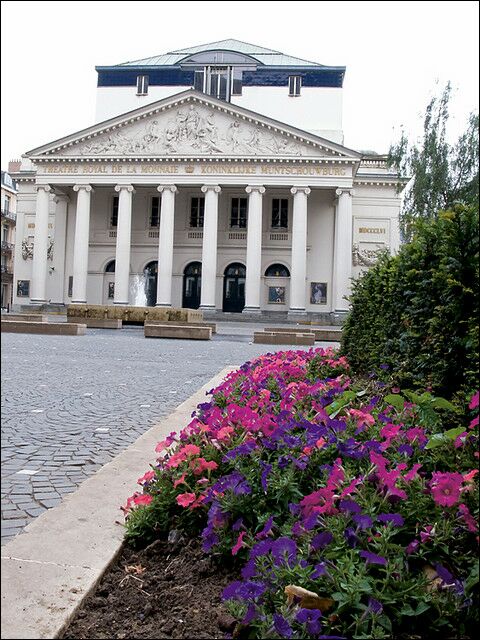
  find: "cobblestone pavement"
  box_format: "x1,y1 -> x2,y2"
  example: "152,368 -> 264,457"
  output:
1,326 -> 322,544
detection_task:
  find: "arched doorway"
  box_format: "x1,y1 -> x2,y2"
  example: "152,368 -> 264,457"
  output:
103,260 -> 115,304
264,263 -> 290,307
144,261 -> 158,307
182,262 -> 202,309
223,263 -> 246,312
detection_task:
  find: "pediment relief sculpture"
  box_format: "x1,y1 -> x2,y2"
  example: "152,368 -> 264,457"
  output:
22,238 -> 54,261
56,105 -> 324,158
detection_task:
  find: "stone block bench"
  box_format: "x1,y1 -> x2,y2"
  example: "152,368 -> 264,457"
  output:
1,321 -> 86,336
253,331 -> 315,346
146,320 -> 217,334
144,323 -> 212,340
264,326 -> 342,342
67,316 -> 122,329
1,313 -> 49,323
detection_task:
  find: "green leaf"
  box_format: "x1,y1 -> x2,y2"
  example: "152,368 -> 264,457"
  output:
326,391 -> 356,417
430,397 -> 457,412
425,426 -> 465,449
384,394 -> 405,412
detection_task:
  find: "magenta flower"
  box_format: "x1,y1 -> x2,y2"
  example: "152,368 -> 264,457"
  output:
430,472 -> 464,507
469,391 -> 479,410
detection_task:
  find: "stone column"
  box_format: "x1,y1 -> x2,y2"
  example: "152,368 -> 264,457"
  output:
243,185 -> 265,313
71,184 -> 93,304
51,194 -> 69,304
113,185 -> 135,305
333,188 -> 354,312
200,185 -> 221,311
156,185 -> 177,307
289,186 -> 311,315
30,184 -> 52,304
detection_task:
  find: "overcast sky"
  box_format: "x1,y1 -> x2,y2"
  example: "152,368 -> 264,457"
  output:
1,0 -> 478,168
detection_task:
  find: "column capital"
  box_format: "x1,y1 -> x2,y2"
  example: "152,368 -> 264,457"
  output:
73,184 -> 93,193
54,194 -> 70,204
157,185 -> 178,194
201,185 -> 221,194
114,184 -> 135,193
291,186 -> 311,196
335,187 -> 354,197
245,185 -> 265,195
34,184 -> 52,193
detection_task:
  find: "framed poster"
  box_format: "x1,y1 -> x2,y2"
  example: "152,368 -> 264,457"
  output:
68,276 -> 73,297
310,282 -> 327,304
268,286 -> 285,304
17,280 -> 30,297
108,282 -> 115,299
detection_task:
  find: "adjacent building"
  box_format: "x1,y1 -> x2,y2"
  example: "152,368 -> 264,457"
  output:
1,170 -> 17,310
10,40 -> 404,317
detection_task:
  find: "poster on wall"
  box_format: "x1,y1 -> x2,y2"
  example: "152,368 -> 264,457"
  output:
310,282 -> 327,304
17,280 -> 30,297
108,282 -> 115,299
268,286 -> 286,304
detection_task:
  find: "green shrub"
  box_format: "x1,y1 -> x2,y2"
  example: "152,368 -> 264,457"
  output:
341,204 -> 479,402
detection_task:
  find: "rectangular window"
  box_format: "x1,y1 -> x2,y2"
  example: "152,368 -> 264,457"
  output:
111,196 -> 119,227
231,68 -> 243,95
150,196 -> 160,227
194,70 -> 204,92
230,197 -> 248,228
190,197 -> 205,228
271,199 -> 289,228
4,195 -> 10,212
136,75 -> 149,95
68,276 -> 73,298
288,75 -> 301,97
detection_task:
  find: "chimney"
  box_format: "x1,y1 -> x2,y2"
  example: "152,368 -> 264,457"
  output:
8,159 -> 21,173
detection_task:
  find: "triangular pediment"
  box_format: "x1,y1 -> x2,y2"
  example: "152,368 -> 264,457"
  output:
26,90 -> 361,161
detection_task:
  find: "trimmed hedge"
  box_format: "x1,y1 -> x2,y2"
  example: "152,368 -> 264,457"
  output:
341,204 -> 479,402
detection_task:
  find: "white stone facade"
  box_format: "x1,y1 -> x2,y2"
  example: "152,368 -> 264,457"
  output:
12,89 -> 402,316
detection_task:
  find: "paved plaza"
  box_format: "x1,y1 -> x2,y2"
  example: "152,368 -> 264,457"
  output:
1,323 -> 331,544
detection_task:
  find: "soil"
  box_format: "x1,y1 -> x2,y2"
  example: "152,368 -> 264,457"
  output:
63,535 -> 239,639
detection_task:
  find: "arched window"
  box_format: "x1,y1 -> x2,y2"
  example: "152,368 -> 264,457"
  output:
184,261 -> 202,276
105,260 -> 115,273
265,263 -> 290,278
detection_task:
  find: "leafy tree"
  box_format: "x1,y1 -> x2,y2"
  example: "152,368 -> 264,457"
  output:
389,83 -> 479,239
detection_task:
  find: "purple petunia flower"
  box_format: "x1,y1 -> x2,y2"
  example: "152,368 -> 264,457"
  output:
222,441 -> 257,461
368,597 -> 383,615
242,603 -> 257,624
377,513 -> 404,527
271,537 -> 297,566
222,580 -> 267,602
398,444 -> 414,457
260,461 -> 272,492
360,550 -> 387,566
273,614 -> 293,638
339,499 -> 362,514
296,608 -> 322,635
344,527 -> 359,548
255,516 -> 274,540
352,513 -> 373,530
311,562 -> 328,579
232,518 -> 244,531
201,528 -> 219,552
212,471 -> 251,496
405,539 -> 420,555
311,531 -> 334,551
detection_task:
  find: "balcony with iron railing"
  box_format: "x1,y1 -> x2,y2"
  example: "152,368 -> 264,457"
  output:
1,240 -> 14,253
1,264 -> 13,282
1,209 -> 16,222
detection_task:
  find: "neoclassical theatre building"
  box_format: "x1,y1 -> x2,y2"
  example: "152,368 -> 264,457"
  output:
12,39 -> 403,316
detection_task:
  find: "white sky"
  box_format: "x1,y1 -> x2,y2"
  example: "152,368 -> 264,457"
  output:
1,0 -> 478,168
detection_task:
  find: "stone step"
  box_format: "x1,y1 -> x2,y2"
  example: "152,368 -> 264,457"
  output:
264,326 -> 342,341
1,313 -> 49,323
67,317 -> 122,329
146,320 -> 217,333
1,321 -> 86,336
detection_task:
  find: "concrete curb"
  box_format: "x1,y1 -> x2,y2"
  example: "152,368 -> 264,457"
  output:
1,366 -> 236,640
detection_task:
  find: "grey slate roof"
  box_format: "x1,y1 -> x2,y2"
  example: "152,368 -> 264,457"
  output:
116,38 -> 324,67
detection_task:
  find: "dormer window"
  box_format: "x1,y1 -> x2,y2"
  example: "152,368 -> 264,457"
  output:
288,75 -> 301,97
136,75 -> 149,95
191,66 -> 243,102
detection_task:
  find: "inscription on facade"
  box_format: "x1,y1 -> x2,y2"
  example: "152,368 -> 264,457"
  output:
359,227 -> 386,234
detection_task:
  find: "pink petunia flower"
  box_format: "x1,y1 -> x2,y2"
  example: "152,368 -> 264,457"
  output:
176,492 -> 196,507
469,391 -> 479,410
430,472 -> 464,507
137,470 -> 155,485
231,531 -> 246,555
133,494 -> 153,507
458,503 -> 478,533
173,472 -> 187,488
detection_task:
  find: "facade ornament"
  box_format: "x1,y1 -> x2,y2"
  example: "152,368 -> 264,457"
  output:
201,185 -> 221,194
157,185 -> 178,194
291,186 -> 311,196
59,105 -> 307,158
335,188 -> 354,197
352,243 -> 388,267
245,185 -> 266,194
22,238 -> 34,260
22,238 -> 55,261
114,184 -> 135,193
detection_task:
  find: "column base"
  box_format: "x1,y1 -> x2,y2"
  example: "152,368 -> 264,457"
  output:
200,305 -> 217,316
71,300 -> 87,304
242,306 -> 261,315
155,303 -> 171,308
29,298 -> 48,305
113,301 -> 129,305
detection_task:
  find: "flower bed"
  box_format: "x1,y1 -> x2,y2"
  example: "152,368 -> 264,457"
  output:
123,348 -> 479,639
